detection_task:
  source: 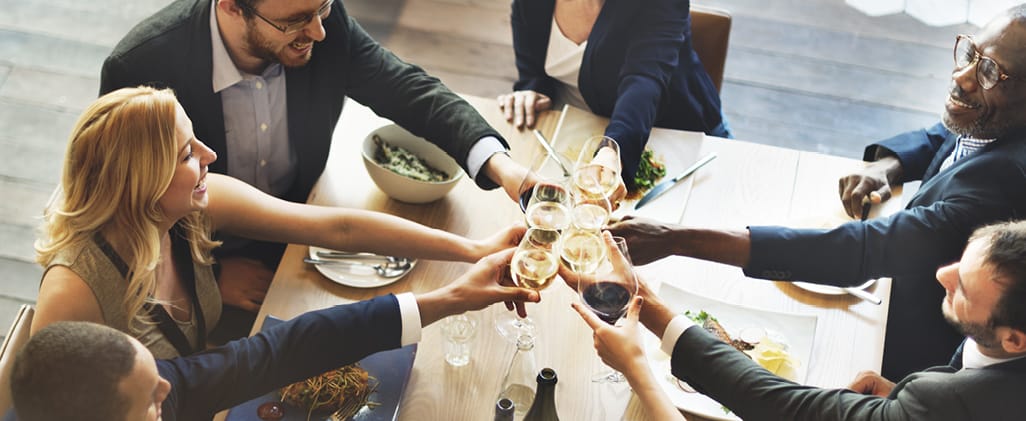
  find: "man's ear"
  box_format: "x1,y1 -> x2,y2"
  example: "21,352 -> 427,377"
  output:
217,0 -> 244,17
998,327 -> 1026,354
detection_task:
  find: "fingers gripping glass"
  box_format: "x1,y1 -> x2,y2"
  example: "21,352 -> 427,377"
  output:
238,0 -> 332,35
954,34 -> 1016,90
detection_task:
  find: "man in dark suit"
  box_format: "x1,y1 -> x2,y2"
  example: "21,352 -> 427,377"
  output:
576,220 -> 1026,420
610,5 -> 1026,379
7,249 -> 539,421
99,0 -> 530,324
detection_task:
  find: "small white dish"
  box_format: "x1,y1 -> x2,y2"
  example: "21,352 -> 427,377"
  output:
307,246 -> 416,288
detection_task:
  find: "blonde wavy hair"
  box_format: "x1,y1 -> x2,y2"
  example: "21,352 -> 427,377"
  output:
36,86 -> 220,328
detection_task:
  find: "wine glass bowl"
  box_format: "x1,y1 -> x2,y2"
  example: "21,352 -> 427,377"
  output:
511,228 -> 561,291
573,136 -> 622,199
576,236 -> 638,324
523,182 -> 571,231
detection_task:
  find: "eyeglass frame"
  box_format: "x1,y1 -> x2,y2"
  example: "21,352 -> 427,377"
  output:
236,0 -> 332,35
954,34 -> 1016,90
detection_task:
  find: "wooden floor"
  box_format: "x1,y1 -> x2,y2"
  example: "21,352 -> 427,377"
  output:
0,0 -> 980,333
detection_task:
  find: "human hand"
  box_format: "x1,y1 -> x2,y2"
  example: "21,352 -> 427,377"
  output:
846,370 -> 895,397
838,156 -> 902,219
216,257 -> 274,312
473,223 -> 527,260
606,216 -> 676,265
483,153 -> 532,202
572,296 -> 648,376
497,90 -> 553,130
418,248 -> 541,326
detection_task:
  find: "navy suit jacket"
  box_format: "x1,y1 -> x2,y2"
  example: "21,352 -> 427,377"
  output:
745,123 -> 1026,378
100,0 -> 507,265
159,295 -> 401,421
670,326 -> 1026,420
511,0 -> 722,183
4,295 -> 401,421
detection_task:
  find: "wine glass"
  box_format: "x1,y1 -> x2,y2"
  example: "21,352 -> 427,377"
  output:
574,234 -> 638,383
572,136 -> 621,200
494,227 -> 561,342
522,178 -> 572,231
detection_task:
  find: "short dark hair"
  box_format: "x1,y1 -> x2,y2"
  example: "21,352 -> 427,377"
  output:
234,0 -> 262,19
11,322 -> 138,421
970,221 -> 1026,333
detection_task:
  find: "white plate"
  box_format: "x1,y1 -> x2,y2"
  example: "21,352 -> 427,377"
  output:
646,284 -> 818,420
307,246 -> 416,288
793,278 -> 877,296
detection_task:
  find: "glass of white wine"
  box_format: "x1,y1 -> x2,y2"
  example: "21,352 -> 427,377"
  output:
495,227 -> 561,342
572,136 -> 621,200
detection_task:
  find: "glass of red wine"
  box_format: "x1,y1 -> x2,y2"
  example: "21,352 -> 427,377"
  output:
575,234 -> 638,383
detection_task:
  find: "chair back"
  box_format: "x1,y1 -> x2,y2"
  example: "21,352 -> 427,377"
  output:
0,305 -> 34,415
690,5 -> 732,92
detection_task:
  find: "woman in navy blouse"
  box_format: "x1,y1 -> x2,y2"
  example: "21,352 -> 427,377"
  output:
498,0 -> 728,185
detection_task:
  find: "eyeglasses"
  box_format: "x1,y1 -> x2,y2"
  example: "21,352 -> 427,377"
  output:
237,0 -> 332,35
954,34 -> 1016,90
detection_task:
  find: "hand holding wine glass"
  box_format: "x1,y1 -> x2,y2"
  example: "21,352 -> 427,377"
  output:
567,231 -> 639,383
573,136 -> 627,208
495,227 -> 561,341
575,232 -> 638,325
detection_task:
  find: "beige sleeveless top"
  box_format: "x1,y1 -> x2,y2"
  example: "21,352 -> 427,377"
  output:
47,230 -> 221,359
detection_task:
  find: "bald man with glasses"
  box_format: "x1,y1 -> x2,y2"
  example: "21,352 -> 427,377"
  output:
610,5 -> 1026,380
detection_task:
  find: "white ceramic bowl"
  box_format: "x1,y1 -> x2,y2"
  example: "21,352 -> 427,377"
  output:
362,124 -> 464,204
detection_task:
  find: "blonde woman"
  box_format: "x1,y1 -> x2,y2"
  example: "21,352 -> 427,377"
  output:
32,86 -> 523,358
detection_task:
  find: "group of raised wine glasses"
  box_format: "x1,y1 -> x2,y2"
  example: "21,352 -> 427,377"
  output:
496,135 -> 640,384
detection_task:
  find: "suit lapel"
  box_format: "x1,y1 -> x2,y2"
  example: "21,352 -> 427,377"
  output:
182,0 -> 227,175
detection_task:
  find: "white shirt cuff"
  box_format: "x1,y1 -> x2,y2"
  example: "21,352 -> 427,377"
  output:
660,315 -> 695,356
466,136 -> 508,180
395,292 -> 422,346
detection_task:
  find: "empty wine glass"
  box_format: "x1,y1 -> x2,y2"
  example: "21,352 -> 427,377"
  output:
494,227 -> 561,342
572,136 -> 621,200
573,233 -> 638,383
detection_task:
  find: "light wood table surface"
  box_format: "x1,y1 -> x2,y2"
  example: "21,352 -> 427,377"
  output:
249,95 -> 900,421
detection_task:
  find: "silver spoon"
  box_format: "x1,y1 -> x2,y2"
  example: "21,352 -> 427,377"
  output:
304,258 -> 412,278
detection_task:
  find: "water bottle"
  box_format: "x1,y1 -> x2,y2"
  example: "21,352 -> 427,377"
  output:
497,334 -> 537,419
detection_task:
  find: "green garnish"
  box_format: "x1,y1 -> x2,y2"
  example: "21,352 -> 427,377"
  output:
632,149 -> 667,192
684,309 -> 715,324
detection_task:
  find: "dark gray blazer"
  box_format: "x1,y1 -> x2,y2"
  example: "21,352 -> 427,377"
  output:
100,0 -> 507,205
672,326 -> 1026,420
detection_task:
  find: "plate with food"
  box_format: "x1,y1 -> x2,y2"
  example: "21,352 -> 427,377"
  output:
226,315 -> 417,421
793,279 -> 877,296
307,246 -> 416,289
646,284 -> 818,420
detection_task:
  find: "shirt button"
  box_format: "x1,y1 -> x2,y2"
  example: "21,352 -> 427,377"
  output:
255,81 -> 263,89
260,123 -> 268,132
260,160 -> 267,167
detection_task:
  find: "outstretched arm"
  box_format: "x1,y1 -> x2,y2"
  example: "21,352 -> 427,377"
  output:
571,296 -> 687,421
205,174 -> 523,263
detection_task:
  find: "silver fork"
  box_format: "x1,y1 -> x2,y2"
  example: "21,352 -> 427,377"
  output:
304,258 -> 413,278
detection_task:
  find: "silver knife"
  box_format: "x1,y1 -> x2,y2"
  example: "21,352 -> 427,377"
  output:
532,129 -> 571,177
635,153 -> 717,209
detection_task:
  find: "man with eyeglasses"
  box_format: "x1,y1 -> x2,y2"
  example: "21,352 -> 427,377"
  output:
98,0 -> 531,336
607,5 -> 1026,380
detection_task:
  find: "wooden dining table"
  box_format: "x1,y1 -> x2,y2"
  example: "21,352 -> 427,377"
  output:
242,94 -> 903,421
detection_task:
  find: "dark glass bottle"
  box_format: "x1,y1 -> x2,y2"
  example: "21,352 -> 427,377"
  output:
494,397 -> 515,421
522,368 -> 560,421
